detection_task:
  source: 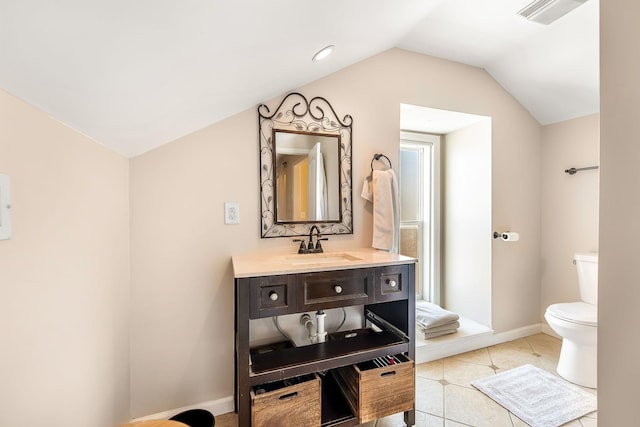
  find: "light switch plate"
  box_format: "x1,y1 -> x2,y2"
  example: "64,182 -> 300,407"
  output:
225,202 -> 240,224
0,174 -> 12,240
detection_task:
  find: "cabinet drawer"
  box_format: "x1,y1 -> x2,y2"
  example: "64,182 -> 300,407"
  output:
375,265 -> 409,302
298,269 -> 373,311
249,275 -> 296,319
333,354 -> 414,424
251,373 -> 321,427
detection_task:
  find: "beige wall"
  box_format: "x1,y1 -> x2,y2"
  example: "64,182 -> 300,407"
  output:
540,114 -> 599,318
129,108 -> 258,415
130,47 -> 542,416
442,120 -> 492,326
599,2 -> 640,424
0,89 -> 130,426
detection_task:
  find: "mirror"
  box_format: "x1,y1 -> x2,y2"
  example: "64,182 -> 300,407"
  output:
274,130 -> 340,222
258,93 -> 353,238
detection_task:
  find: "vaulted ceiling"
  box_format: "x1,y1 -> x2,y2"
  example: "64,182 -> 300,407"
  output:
0,0 -> 598,157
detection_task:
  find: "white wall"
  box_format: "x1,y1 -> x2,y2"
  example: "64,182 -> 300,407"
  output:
129,47 -> 542,417
0,89 -> 130,427
540,114 -> 599,317
599,2 -> 640,424
442,120 -> 492,327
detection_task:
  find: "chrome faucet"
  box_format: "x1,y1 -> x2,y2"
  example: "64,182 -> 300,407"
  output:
293,225 -> 328,254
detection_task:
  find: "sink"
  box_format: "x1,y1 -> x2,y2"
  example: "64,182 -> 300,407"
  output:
280,253 -> 362,266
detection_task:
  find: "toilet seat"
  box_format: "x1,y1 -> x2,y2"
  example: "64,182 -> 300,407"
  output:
546,302 -> 597,327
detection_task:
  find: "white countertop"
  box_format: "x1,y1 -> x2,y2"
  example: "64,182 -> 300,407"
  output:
232,248 -> 416,278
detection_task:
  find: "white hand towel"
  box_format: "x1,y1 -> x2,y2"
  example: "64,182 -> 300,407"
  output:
417,319 -> 460,334
372,169 -> 399,253
361,176 -> 373,202
423,324 -> 459,339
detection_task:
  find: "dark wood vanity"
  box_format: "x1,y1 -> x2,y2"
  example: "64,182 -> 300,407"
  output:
233,250 -> 417,426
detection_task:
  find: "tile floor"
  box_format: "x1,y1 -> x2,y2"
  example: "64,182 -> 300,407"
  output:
215,333 -> 597,427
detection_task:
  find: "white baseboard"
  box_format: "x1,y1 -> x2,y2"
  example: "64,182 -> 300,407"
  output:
540,323 -> 561,339
133,323 -> 550,422
415,323 -> 544,364
132,395 -> 234,422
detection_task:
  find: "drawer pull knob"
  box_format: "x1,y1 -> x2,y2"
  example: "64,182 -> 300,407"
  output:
334,285 -> 343,294
386,279 -> 397,288
269,291 -> 279,301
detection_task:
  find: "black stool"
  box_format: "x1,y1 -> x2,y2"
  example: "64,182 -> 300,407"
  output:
169,409 -> 215,427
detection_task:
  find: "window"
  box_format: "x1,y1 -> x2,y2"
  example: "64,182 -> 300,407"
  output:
399,132 -> 440,302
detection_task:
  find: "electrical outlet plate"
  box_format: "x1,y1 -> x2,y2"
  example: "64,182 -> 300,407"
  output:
224,202 -> 240,224
0,174 -> 12,240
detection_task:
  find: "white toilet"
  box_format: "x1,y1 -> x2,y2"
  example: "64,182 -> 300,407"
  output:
545,252 -> 598,388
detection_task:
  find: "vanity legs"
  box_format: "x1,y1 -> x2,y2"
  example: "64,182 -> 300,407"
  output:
235,279 -> 251,427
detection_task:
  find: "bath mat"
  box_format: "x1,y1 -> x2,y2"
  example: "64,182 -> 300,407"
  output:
471,364 -> 596,427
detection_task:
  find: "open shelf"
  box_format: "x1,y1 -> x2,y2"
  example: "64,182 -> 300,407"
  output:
321,372 -> 358,427
250,329 -> 406,375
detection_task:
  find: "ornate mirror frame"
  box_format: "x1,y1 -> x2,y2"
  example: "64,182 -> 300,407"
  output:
258,92 -> 353,238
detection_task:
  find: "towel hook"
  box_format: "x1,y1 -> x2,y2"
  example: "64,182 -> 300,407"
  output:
370,153 -> 392,174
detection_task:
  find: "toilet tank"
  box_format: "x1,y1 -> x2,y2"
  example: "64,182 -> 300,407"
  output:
574,252 -> 598,304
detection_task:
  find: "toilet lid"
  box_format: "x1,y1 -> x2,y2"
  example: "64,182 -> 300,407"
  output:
547,302 -> 597,326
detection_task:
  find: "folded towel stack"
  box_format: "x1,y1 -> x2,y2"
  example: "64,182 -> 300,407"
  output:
416,301 -> 460,339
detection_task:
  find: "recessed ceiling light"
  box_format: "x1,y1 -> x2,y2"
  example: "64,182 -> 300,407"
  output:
312,45 -> 334,62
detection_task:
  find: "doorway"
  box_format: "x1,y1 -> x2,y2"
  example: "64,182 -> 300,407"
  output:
399,103 -> 492,328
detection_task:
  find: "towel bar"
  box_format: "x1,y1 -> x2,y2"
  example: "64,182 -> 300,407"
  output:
564,166 -> 598,175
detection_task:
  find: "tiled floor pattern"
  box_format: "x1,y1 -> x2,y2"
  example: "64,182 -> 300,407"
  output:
215,333 -> 597,427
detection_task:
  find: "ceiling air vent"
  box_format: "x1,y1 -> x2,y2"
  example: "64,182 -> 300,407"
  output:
517,0 -> 589,25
